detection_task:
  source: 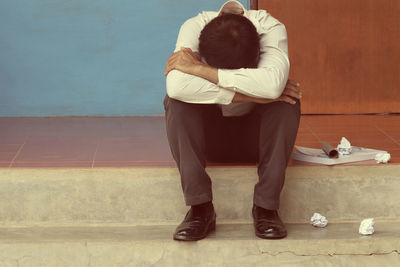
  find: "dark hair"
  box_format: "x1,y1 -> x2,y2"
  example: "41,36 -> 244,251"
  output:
199,14 -> 260,69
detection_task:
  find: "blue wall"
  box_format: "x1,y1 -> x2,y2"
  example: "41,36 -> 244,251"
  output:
0,0 -> 248,116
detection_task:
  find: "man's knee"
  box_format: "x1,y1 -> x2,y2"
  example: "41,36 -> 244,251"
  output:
283,99 -> 301,122
164,96 -> 200,127
164,95 -> 191,115
164,95 -> 220,124
259,100 -> 301,123
164,95 -> 214,138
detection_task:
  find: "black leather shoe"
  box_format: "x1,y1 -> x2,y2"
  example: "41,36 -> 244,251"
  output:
252,204 -> 287,239
173,203 -> 216,241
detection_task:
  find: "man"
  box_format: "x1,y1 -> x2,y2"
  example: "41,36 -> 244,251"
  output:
163,0 -> 301,241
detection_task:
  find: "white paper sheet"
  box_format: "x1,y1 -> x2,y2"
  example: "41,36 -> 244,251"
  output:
293,146 -> 387,165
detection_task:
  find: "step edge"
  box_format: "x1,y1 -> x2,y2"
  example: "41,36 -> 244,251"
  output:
0,217 -> 399,228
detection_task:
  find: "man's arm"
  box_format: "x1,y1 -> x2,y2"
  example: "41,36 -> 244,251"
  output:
165,48 -> 219,84
165,11 -> 300,104
165,47 -> 300,104
232,80 -> 300,104
165,48 -> 235,104
165,14 -> 237,104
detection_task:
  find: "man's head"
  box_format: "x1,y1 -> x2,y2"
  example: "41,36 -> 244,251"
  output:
199,14 -> 260,69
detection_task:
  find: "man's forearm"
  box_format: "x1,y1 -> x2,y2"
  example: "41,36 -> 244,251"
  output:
164,48 -> 300,105
186,65 -> 280,104
188,63 -> 219,84
232,80 -> 301,105
164,48 -> 219,85
166,70 -> 236,105
185,64 -> 267,104
232,92 -> 273,104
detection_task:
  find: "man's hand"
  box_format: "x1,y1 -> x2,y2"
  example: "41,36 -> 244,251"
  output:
164,47 -> 219,84
233,79 -> 302,104
164,47 -> 202,76
276,79 -> 302,104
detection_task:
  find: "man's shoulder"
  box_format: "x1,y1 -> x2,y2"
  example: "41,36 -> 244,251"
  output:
181,11 -> 218,28
246,9 -> 284,28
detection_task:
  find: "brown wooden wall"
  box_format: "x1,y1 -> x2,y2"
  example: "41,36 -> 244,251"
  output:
258,0 -> 400,114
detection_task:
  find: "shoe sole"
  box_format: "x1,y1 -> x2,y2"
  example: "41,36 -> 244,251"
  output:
173,219 -> 216,241
255,231 -> 287,239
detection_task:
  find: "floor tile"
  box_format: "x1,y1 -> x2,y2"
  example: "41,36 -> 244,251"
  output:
303,115 -> 376,127
295,131 -> 319,140
311,124 -> 385,133
29,117 -> 117,137
0,162 -> 10,167
388,149 -> 400,164
94,140 -> 173,162
113,117 -> 167,137
94,161 -> 175,167
312,131 -> 400,149
379,130 -> 400,143
14,136 -> 98,163
297,120 -> 312,134
11,161 -> 92,168
99,133 -> 168,144
372,115 -> 400,130
294,142 -> 322,149
308,124 -> 378,134
0,135 -> 28,145
294,143 -> 321,149
0,117 -> 38,133
0,117 -> 35,144
0,144 -> 21,162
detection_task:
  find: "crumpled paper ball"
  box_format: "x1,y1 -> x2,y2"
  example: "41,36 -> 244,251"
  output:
310,212 -> 328,228
337,137 -> 352,155
359,218 -> 375,235
375,152 -> 391,163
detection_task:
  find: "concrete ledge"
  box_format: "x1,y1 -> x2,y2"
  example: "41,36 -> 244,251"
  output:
0,222 -> 399,266
0,165 -> 399,226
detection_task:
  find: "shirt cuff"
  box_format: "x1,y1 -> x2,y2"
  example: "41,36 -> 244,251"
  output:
218,69 -> 236,89
216,87 -> 236,105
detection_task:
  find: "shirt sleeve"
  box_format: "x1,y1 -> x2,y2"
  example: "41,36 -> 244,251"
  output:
167,12 -> 235,105
218,10 -> 290,99
166,70 -> 235,104
173,15 -> 202,53
166,10 -> 290,103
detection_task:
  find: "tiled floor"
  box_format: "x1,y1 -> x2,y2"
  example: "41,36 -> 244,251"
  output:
0,115 -> 399,168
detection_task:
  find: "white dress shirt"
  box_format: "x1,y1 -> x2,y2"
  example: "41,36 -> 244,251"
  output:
166,0 -> 290,116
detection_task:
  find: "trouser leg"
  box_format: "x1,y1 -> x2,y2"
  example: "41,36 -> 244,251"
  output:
164,94 -> 300,209
253,100 -> 301,210
164,95 -> 220,206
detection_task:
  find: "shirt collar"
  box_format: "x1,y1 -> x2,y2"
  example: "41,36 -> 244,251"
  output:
218,0 -> 247,16
218,1 -> 261,33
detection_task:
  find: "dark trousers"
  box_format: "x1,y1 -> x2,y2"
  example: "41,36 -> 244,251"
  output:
163,95 -> 300,210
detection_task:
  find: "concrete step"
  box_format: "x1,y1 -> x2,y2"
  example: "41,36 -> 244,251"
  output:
0,165 -> 399,226
0,222 -> 399,266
